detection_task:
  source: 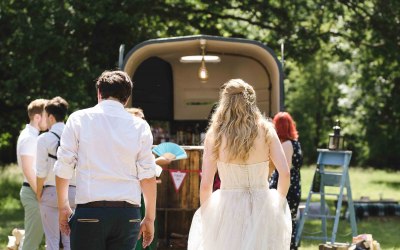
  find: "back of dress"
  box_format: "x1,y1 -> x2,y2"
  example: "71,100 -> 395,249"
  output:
188,79 -> 292,249
188,162 -> 292,250
217,161 -> 269,190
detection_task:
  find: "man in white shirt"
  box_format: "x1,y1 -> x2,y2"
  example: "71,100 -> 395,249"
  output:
54,70 -> 157,250
17,98 -> 48,250
36,96 -> 76,250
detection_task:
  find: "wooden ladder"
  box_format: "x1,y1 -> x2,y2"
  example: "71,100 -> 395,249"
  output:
296,149 -> 358,245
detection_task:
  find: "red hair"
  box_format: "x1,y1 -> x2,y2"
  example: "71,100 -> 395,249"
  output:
273,112 -> 299,142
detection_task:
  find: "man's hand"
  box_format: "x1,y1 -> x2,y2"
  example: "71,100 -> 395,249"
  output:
138,218 -> 154,248
36,191 -> 42,202
140,177 -> 156,247
155,156 -> 172,166
58,205 -> 73,235
36,177 -> 45,202
56,176 -> 71,235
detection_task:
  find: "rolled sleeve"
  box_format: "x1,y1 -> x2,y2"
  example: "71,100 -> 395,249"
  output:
136,123 -> 157,180
36,135 -> 49,178
54,114 -> 78,180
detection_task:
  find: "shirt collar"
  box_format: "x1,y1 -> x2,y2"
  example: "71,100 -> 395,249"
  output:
97,99 -> 125,109
26,124 -> 39,135
50,122 -> 65,132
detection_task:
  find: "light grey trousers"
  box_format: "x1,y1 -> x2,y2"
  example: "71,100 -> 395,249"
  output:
20,186 -> 44,250
39,186 -> 76,250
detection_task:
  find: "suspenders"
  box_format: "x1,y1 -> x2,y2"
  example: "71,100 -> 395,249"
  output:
48,131 -> 60,160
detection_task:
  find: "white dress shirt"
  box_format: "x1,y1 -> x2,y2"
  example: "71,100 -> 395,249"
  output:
36,122 -> 76,186
17,124 -> 39,183
54,100 -> 157,205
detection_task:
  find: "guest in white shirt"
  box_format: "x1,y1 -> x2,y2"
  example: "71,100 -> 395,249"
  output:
36,96 -> 76,250
54,70 -> 158,250
17,98 -> 48,250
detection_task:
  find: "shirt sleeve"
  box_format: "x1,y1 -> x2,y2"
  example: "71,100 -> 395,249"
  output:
19,136 -> 37,156
54,114 -> 78,180
136,122 -> 157,180
36,135 -> 49,178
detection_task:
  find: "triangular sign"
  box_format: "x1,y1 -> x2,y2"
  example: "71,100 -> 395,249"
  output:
169,170 -> 187,193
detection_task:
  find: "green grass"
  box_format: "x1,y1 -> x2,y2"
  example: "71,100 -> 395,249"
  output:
0,164 -> 24,248
1,164 -> 399,249
0,164 -> 46,250
301,165 -> 400,202
299,165 -> 400,250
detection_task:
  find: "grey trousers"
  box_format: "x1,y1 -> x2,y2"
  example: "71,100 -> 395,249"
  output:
39,186 -> 76,250
20,186 -> 44,250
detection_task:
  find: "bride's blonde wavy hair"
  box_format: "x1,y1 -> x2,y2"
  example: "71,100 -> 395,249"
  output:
208,79 -> 269,161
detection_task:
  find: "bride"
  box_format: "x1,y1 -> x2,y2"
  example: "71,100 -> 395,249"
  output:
188,79 -> 292,250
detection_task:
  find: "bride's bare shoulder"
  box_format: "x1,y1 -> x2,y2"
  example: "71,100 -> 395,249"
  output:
258,117 -> 274,134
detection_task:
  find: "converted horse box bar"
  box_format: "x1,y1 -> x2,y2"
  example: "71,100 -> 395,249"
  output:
119,35 -> 284,245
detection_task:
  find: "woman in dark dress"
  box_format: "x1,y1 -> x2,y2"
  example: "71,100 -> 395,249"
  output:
269,112 -> 303,250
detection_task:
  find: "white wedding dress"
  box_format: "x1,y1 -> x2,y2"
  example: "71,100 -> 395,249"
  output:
188,161 -> 292,250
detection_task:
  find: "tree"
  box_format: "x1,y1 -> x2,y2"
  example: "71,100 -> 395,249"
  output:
1,0 -> 399,169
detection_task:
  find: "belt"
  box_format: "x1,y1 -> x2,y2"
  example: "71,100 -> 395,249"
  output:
22,182 -> 30,187
77,201 -> 139,208
43,185 -> 76,188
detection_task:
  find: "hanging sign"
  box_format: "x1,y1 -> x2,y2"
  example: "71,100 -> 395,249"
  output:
169,170 -> 187,193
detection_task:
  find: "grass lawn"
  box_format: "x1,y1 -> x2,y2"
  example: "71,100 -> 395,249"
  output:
0,163 -> 399,249
299,165 -> 400,250
0,164 -> 24,248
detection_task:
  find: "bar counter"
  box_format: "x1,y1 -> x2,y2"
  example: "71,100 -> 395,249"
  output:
156,145 -> 203,247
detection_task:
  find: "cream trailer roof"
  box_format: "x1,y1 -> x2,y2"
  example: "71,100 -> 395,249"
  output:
121,35 -> 284,120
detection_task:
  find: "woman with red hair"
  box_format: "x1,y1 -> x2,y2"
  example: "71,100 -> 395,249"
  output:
270,112 -> 303,250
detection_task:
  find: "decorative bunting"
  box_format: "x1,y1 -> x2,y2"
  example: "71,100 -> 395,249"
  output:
169,170 -> 188,193
162,167 -> 202,173
160,167 -> 202,193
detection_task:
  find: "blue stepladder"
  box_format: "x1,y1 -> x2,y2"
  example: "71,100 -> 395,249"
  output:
295,149 -> 358,246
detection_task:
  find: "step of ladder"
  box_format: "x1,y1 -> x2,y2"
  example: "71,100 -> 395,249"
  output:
304,214 -> 336,219
310,192 -> 340,197
302,236 -> 328,241
313,171 -> 344,188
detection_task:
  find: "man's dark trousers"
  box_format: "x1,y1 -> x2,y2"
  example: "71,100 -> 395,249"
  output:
69,205 -> 141,250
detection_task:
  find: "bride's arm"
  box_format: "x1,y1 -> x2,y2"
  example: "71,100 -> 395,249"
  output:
269,129 -> 291,197
200,135 -> 217,205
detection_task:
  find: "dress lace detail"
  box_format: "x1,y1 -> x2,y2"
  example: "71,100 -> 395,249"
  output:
188,161 -> 292,250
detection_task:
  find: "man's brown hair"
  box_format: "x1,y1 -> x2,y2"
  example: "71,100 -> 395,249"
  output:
27,99 -> 47,120
96,70 -> 133,104
45,96 -> 69,122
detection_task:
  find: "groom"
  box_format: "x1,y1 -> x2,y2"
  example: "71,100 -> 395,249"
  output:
54,70 -> 158,249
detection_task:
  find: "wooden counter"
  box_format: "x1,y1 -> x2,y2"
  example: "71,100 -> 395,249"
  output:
156,146 -> 203,247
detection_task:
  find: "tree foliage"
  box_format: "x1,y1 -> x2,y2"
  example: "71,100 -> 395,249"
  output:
0,0 -> 399,169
